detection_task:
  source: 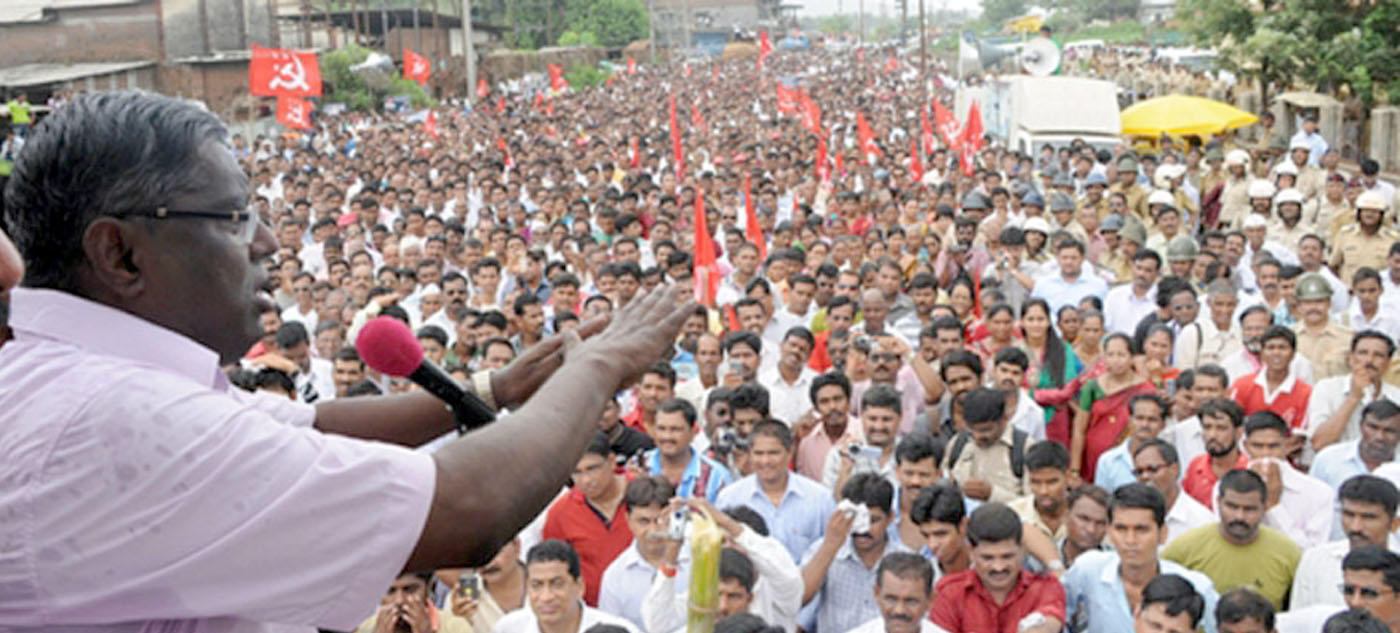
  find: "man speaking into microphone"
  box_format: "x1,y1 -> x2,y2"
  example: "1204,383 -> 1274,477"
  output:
0,92 -> 695,632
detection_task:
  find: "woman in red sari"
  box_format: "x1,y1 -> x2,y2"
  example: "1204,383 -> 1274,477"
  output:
1071,333 -> 1156,484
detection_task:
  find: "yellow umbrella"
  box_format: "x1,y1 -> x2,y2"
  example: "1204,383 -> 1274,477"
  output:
1120,94 -> 1259,137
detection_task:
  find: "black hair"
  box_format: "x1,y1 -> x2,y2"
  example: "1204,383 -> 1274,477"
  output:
1129,393 -> 1168,420
1021,298 -> 1068,387
625,475 -> 676,509
1339,474 -> 1400,518
876,552 -> 935,596
1342,546 -> 1400,592
1362,398 -> 1400,424
861,383 -> 903,415
731,382 -> 770,416
967,502 -> 1022,546
1215,588 -> 1275,632
1259,325 -> 1296,350
1219,469 -> 1267,504
1110,482 -> 1167,527
416,325 -> 449,348
841,472 -> 895,514
1323,609 -> 1390,633
1198,397 -> 1245,427
274,322 -> 310,349
1353,329 -> 1398,359
658,397 -> 698,426
940,350 -> 984,381
1141,574 -> 1205,629
751,420 -> 794,451
895,432 -> 945,466
714,614 -> 775,633
584,432 -> 612,457
1195,364 -> 1229,389
724,330 -> 763,356
526,539 -> 581,579
1243,411 -> 1290,437
962,387 -> 1006,425
911,482 -> 967,526
1025,441 -> 1070,472
809,371 -> 852,405
1133,438 -> 1179,466
993,346 -> 1030,371
721,505 -> 770,536
644,360 -> 678,388
783,326 -> 816,350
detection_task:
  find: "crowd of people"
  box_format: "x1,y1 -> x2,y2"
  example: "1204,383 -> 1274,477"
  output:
6,38 -> 1400,633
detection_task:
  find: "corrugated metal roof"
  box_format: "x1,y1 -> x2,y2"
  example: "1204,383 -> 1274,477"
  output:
0,61 -> 155,88
0,0 -> 145,25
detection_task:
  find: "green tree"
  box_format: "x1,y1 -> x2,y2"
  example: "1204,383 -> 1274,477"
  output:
980,0 -> 1028,25
562,0 -> 649,48
557,29 -> 599,46
817,14 -> 854,35
320,44 -> 431,112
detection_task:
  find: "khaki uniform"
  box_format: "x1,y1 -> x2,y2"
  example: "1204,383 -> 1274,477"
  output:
1295,165 -> 1326,201
1293,321 -> 1354,380
1331,225 -> 1400,282
1112,182 -> 1150,225
1268,217 -> 1311,252
1172,188 -> 1198,223
1200,168 -> 1226,200
1310,197 -> 1351,240
1078,196 -> 1110,224
1219,177 -> 1253,229
1102,250 -> 1133,285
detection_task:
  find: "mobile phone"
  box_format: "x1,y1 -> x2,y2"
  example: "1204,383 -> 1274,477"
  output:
457,572 -> 481,601
666,507 -> 690,540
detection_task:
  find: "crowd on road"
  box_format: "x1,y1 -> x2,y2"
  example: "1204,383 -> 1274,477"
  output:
6,40 -> 1400,633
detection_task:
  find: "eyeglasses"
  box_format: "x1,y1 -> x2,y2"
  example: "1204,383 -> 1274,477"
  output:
1132,464 -> 1170,477
118,202 -> 264,245
1341,584 -> 1394,600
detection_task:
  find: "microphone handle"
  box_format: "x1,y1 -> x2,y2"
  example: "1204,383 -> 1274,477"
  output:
408,362 -> 497,433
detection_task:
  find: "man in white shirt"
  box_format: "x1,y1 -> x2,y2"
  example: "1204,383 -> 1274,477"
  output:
642,500 -> 804,633
1305,331 -> 1400,452
1176,281 -> 1242,371
1103,250 -> 1161,336
847,553 -> 951,633
1348,270 -> 1400,346
492,540 -> 641,633
1291,474 -> 1400,609
1163,365 -> 1231,466
991,347 -> 1047,441
598,477 -> 690,630
757,327 -> 819,426
1132,439 -> 1214,544
1232,412 -> 1335,549
275,321 -> 336,403
280,271 -> 319,336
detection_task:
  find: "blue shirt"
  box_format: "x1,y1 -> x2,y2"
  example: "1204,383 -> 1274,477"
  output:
1031,273 -> 1109,321
1309,439 -> 1373,489
800,534 -> 912,633
1290,130 -> 1329,166
715,472 -> 834,562
646,447 -> 733,502
1063,550 -> 1220,633
1093,442 -> 1138,493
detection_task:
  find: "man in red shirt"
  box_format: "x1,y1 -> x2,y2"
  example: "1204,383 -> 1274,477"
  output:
1182,398 -> 1248,509
930,502 -> 1066,633
622,361 -> 676,435
542,433 -> 634,606
1228,326 -> 1313,432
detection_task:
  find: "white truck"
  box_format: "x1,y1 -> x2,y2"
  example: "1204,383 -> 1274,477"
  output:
954,75 -> 1122,156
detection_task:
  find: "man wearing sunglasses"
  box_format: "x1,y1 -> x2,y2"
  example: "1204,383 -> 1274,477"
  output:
1342,546 -> 1400,633
0,92 -> 695,632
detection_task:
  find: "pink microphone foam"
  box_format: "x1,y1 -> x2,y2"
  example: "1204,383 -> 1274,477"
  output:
356,316 -> 424,377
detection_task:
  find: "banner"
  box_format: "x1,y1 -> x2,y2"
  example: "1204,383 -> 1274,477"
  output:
909,134 -> 923,183
933,100 -> 961,152
758,31 -> 772,71
856,111 -> 881,158
958,100 -> 985,153
275,96 -> 313,129
920,106 -> 935,154
776,84 -> 800,115
476,78 -> 489,99
403,49 -> 430,86
250,45 -> 322,97
800,94 -> 822,136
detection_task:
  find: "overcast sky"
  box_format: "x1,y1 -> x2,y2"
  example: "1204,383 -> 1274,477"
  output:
796,0 -> 982,19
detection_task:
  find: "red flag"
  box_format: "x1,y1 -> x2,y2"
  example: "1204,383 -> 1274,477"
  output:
776,84 -> 799,115
856,111 -> 881,158
546,98 -> 555,117
275,96 -> 313,129
958,101 -> 985,153
250,45 -> 322,97
548,63 -> 567,92
629,136 -> 641,168
834,146 -> 845,177
403,48 -> 430,85
497,137 -> 514,168
933,100 -> 961,151
743,170 -> 765,259
669,94 -> 684,181
424,109 -> 439,138
476,78 -> 489,98
884,55 -> 898,73
691,104 -> 704,132
496,97 -> 505,114
800,94 -> 822,136
816,136 -> 830,183
758,31 -> 772,70
909,134 -> 923,183
534,92 -> 545,108
920,106 -> 935,155
627,57 -> 637,75
693,188 -> 719,306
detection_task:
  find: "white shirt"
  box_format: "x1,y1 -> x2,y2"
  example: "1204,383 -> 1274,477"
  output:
1174,318 -> 1241,371
758,364 -> 819,427
1211,457 -> 1335,549
295,357 -> 338,403
1348,298 -> 1400,344
1304,375 -> 1400,444
643,527 -> 804,632
1165,489 -> 1214,545
0,288 -> 437,633
1164,415 -> 1206,466
491,602 -> 640,633
281,303 -> 320,337
1291,534 -> 1400,610
1276,605 -> 1346,633
1008,389 -> 1047,442
1102,283 -> 1158,336
849,616 -> 951,633
598,542 -> 690,630
1221,349 -> 1315,385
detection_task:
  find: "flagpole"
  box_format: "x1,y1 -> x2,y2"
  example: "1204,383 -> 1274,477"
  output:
462,0 -> 476,104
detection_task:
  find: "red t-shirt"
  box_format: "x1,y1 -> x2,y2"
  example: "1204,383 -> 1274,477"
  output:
930,569 -> 1067,633
1182,451 -> 1249,509
540,489 -> 634,606
1228,372 -> 1312,431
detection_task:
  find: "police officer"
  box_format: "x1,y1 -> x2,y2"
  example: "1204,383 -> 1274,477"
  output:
1293,272 -> 1353,380
1331,191 -> 1400,282
1165,235 -> 1199,282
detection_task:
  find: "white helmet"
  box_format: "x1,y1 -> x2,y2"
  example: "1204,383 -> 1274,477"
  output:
1275,188 -> 1305,206
1147,189 -> 1175,206
1225,149 -> 1251,167
1274,161 -> 1298,176
1247,179 -> 1277,200
1357,190 -> 1389,211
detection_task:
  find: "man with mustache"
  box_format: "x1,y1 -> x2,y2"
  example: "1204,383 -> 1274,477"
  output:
1291,475 -> 1400,609
1009,442 -> 1072,543
1293,272 -> 1353,380
1062,484 -> 1219,633
1221,306 -> 1315,385
847,553 -> 950,633
1162,469 -> 1302,610
1306,331 -> 1400,452
1227,326 -> 1313,433
1311,399 -> 1400,490
1182,398 -> 1248,509
357,572 -> 472,633
800,473 -> 911,633
930,502 -> 1066,633
1234,412 -> 1334,549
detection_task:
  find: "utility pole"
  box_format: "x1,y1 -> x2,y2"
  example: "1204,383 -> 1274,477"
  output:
462,0 -> 476,104
918,0 -> 926,82
381,0 -> 389,50
413,0 -> 421,52
858,0 -> 864,45
647,0 -> 656,64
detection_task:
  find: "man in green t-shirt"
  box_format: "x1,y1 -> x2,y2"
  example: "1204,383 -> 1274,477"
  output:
7,93 -> 32,137
1161,469 -> 1302,610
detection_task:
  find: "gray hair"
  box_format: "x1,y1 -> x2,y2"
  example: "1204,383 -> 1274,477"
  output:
3,91 -> 229,291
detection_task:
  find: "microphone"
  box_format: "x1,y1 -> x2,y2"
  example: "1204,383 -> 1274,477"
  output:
355,316 -> 496,433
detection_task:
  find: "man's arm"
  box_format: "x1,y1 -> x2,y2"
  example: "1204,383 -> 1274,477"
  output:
402,287 -> 695,571
800,510 -> 854,605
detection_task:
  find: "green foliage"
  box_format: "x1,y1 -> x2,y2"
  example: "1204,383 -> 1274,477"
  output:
562,0 -> 649,48
980,0 -> 1028,25
1066,19 -> 1148,43
565,63 -> 612,89
816,14 -> 854,35
558,29 -> 599,46
319,44 -> 433,112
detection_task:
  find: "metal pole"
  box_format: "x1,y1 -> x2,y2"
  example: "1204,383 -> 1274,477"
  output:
414,0 -> 422,52
858,0 -> 864,45
647,0 -> 656,65
462,0 -> 476,104
381,0 -> 389,50
918,0 -> 926,81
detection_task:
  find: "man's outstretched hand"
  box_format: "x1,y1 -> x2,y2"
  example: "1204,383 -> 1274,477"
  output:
490,285 -> 696,407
